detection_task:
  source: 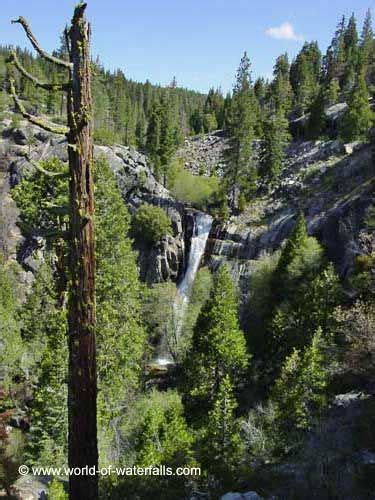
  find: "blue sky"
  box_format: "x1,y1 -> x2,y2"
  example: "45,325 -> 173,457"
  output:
0,0 -> 372,93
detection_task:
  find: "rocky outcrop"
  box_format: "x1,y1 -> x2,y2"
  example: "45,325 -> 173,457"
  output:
2,117 -> 374,295
9,475 -> 65,500
0,117 -> 188,284
289,102 -> 348,139
94,144 -> 189,283
175,130 -> 229,176
207,138 -> 375,310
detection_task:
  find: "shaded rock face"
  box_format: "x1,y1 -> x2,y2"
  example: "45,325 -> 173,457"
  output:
95,144 -> 189,283
0,119 -> 189,284
289,102 -> 348,139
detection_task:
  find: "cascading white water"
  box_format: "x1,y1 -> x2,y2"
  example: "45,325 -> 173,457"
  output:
155,212 -> 213,366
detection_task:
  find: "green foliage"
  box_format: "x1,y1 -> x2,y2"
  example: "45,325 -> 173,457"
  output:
13,157 -> 147,468
183,265 -> 249,420
146,94 -> 181,184
200,375 -> 243,491
260,109 -> 290,186
265,215 -> 341,378
350,252 -> 375,299
132,203 -> 172,245
134,391 -> 194,468
0,45 -> 207,149
48,479 -> 68,500
340,68 -> 373,142
271,53 -> 293,113
142,281 -> 177,347
271,328 -> 328,443
10,113 -> 21,130
270,260 -> 340,370
307,87 -> 326,139
0,257 -> 23,385
169,161 -> 220,211
12,158 -> 68,238
106,390 -> 196,499
246,251 -> 280,357
290,42 -> 321,115
272,213 -> 322,303
178,267 -> 213,355
324,78 -> 340,106
225,52 -> 258,205
204,87 -> 225,129
94,127 -> 118,145
203,112 -> 218,133
22,263 -> 68,467
94,158 -> 147,464
360,9 -> 374,72
190,108 -> 204,134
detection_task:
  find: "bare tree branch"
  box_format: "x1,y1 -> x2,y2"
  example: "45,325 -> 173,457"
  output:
11,16 -> 72,69
71,3 -> 88,24
7,51 -> 70,91
8,79 -> 69,135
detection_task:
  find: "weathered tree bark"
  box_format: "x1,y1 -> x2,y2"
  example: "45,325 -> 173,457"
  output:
7,4 -> 98,499
66,5 -> 98,499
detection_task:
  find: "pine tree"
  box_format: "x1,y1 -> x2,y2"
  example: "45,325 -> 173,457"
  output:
323,16 -> 347,87
260,108 -> 290,186
200,375 -> 243,488
342,13 -> 359,93
225,52 -> 257,207
307,86 -> 326,139
146,99 -> 162,171
183,265 -> 249,419
13,157 -> 147,468
0,258 -> 23,385
254,77 -> 266,102
290,42 -> 321,115
272,53 -> 293,113
106,390 -> 197,499
190,107 -> 204,134
22,263 -> 68,467
204,87 -> 225,128
271,327 -> 328,438
340,67 -> 373,142
271,212 -> 311,302
271,347 -> 304,438
94,158 -> 146,463
135,392 -> 194,469
324,78 -> 340,106
159,94 -> 177,185
266,214 -> 340,379
360,9 -> 374,71
146,95 -> 177,185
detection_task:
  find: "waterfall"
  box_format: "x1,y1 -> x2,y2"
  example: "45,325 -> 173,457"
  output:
155,212 -> 213,366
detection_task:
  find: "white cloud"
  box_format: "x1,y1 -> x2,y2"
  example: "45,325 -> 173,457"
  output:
265,22 -> 303,41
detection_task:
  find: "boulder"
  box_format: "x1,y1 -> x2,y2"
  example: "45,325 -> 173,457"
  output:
12,128 -> 29,146
221,492 -> 263,500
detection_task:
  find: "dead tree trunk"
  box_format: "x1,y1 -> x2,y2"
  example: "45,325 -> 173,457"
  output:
7,4 -> 98,499
66,5 -> 98,500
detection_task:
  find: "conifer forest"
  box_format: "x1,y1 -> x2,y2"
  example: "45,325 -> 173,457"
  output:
1,2 -> 375,499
